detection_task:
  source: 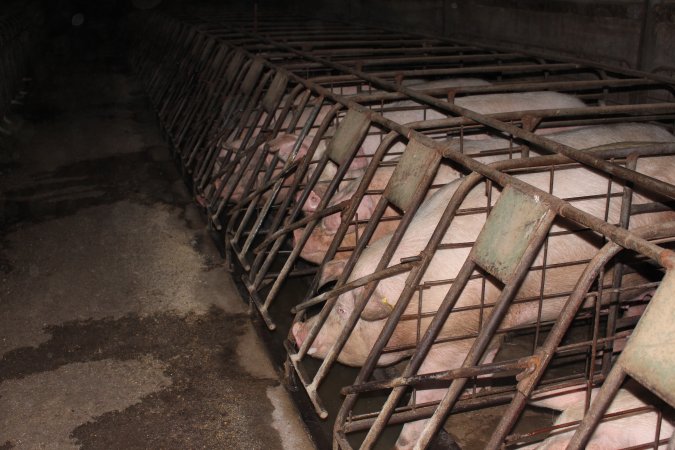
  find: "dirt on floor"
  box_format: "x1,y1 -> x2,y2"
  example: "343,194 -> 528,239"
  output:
0,25 -> 313,450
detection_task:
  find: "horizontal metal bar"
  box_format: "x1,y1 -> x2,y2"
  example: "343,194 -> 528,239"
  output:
341,356 -> 533,395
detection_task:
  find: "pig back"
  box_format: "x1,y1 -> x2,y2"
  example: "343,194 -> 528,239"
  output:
352,123 -> 675,327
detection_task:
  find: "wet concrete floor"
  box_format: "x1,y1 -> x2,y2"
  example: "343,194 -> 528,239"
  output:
0,47 -> 313,449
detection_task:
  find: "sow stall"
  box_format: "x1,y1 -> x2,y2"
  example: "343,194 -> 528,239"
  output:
131,9 -> 675,450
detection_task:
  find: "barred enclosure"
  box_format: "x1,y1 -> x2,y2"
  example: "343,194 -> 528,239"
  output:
132,7 -> 675,449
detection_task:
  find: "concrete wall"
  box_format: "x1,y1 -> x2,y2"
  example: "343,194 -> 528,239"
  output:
285,0 -> 675,75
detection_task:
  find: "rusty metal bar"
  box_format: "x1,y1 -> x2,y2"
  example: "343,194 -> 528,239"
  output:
335,148 -> 675,446
485,221 -> 675,448
245,105 -> 343,290
416,201 -> 556,449
134,17 -> 675,449
291,261 -> 417,314
566,366 -> 628,450
341,356 -> 532,395
191,26 -> 675,268
225,28 -> 675,203
336,168 -> 485,446
349,78 -> 663,103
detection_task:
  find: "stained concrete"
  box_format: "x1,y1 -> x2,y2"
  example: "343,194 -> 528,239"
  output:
1,358 -> 171,449
0,30 -> 313,450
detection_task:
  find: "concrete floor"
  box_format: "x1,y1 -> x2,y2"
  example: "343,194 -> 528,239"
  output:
0,42 -> 314,449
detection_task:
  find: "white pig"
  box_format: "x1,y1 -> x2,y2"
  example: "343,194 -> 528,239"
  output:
521,385 -> 674,449
292,122 -> 675,449
296,123 -> 672,267
380,91 -> 586,134
205,78 -> 494,206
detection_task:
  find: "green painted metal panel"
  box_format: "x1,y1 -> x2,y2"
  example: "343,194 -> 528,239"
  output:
240,57 -> 265,94
473,186 -> 551,283
225,49 -> 245,83
325,109 -> 370,166
262,72 -> 288,114
621,268 -> 675,408
384,138 -> 441,212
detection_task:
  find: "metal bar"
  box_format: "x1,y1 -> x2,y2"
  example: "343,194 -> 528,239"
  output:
202,27 -> 675,268
416,205 -> 556,450
567,366 -> 628,450
341,356 -> 532,395
484,221 -> 675,448
231,28 -> 675,203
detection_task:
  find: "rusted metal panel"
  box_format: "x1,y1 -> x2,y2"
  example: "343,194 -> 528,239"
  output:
384,138 -> 441,212
262,72 -> 288,114
225,49 -> 245,83
240,57 -> 265,94
621,268 -> 675,407
325,109 -> 370,166
473,186 -> 551,283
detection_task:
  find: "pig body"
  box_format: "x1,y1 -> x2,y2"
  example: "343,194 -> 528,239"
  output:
293,78 -> 495,177
207,78 -> 494,206
522,386 -> 674,449
296,161 -> 461,264
301,122 -> 675,364
292,123 -> 675,449
297,90 -> 589,260
297,122 -> 673,265
322,77 -> 492,97
381,91 -> 586,129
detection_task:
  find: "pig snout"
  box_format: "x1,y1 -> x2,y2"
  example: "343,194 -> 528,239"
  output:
322,212 -> 342,231
299,189 -> 322,214
291,320 -> 320,356
292,227 -> 304,247
291,321 -> 307,347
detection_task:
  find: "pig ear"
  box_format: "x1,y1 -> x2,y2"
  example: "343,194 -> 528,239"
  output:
361,301 -> 393,321
267,134 -> 297,160
325,193 -> 374,232
274,134 -> 313,162
361,290 -> 394,321
356,194 -> 376,221
304,189 -> 322,212
319,259 -> 347,287
267,133 -> 294,150
318,161 -> 338,183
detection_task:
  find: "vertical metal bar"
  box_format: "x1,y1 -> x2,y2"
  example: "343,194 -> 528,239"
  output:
416,208 -> 556,450
236,99 -> 326,255
566,366 -> 627,450
246,105 -> 342,286
601,153 -> 638,375
338,173 -> 486,447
